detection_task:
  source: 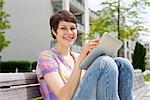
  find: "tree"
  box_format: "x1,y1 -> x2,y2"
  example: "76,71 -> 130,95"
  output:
0,0 -> 11,52
132,42 -> 146,72
86,0 -> 150,40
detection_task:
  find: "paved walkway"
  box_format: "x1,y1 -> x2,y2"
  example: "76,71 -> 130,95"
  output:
141,82 -> 150,100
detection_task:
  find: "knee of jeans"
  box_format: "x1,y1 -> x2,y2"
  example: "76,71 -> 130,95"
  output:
94,56 -> 118,73
115,57 -> 134,76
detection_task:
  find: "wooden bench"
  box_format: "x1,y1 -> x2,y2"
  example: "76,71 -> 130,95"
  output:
0,69 -> 148,100
0,73 -> 41,100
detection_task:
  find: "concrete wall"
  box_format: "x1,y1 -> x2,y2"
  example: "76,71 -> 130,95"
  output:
1,0 -> 53,61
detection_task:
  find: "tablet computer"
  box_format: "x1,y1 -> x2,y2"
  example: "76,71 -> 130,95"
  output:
79,33 -> 123,70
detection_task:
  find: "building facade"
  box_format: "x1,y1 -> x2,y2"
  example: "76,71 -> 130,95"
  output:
1,0 -> 98,61
124,38 -> 139,62
1,0 -> 51,61
143,41 -> 150,69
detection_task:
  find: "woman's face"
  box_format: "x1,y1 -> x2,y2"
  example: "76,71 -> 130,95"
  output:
54,21 -> 77,47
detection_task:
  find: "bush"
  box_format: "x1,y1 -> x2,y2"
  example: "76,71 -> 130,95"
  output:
32,61 -> 37,70
132,42 -> 146,72
0,61 -> 32,73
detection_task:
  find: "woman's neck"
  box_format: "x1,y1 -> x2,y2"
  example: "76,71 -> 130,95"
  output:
55,43 -> 71,56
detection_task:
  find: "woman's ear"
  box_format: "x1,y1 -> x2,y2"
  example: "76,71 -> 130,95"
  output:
52,28 -> 57,36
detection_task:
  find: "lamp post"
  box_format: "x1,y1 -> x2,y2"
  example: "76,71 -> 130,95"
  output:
117,0 -> 120,39
117,0 -> 121,57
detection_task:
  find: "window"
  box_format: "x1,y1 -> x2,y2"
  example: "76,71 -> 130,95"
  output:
76,0 -> 82,4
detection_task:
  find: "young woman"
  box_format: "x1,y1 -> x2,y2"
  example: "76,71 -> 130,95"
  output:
36,10 -> 134,100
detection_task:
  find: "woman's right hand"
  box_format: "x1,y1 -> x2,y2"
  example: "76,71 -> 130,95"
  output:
77,37 -> 100,65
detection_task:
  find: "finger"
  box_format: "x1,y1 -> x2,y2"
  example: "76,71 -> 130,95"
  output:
88,46 -> 97,52
90,38 -> 100,42
89,45 -> 98,49
88,41 -> 100,46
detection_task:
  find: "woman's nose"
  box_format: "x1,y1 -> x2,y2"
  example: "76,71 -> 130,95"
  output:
68,28 -> 73,34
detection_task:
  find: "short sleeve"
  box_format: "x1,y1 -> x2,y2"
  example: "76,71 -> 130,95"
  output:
71,51 -> 80,62
37,50 -> 59,78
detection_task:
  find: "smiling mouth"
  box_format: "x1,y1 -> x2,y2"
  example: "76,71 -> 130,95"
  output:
63,37 -> 74,41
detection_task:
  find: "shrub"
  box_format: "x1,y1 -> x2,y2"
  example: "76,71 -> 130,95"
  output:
32,61 -> 37,70
0,61 -> 32,73
132,42 -> 146,72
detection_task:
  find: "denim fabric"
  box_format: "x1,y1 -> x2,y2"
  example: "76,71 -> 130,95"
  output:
115,57 -> 134,100
73,56 -> 134,100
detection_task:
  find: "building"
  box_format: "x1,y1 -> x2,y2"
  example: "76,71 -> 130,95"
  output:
123,38 -> 139,62
1,0 -> 50,61
1,0 -> 98,61
143,41 -> 150,69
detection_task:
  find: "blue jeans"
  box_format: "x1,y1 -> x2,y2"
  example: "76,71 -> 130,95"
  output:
73,56 -> 134,100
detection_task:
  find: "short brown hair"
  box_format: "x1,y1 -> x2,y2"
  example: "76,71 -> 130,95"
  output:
50,10 -> 77,39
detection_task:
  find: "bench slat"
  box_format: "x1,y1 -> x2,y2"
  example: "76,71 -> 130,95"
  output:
0,73 -> 38,87
0,73 -> 41,100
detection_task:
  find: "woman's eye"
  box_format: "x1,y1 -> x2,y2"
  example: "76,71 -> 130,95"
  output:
61,27 -> 67,30
70,27 -> 76,30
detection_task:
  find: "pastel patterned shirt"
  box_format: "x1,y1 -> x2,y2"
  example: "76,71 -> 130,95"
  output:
36,48 -> 79,100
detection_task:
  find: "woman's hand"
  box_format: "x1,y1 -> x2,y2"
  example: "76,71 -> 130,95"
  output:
77,37 -> 100,65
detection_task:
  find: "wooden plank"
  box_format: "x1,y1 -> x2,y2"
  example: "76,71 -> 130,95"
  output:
0,83 -> 41,100
0,73 -> 38,87
0,73 -> 41,100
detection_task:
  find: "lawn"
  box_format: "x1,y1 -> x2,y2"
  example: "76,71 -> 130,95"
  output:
144,74 -> 150,82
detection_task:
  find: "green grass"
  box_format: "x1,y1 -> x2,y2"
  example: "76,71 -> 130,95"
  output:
30,97 -> 43,100
144,74 -> 150,82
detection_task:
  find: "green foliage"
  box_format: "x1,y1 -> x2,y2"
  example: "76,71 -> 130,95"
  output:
144,74 -> 150,82
0,61 -> 38,72
31,97 -> 43,100
145,1 -> 150,6
0,34 -> 10,52
132,42 -> 146,72
0,0 -> 11,52
32,61 -> 37,70
0,61 -> 32,72
85,0 -> 149,40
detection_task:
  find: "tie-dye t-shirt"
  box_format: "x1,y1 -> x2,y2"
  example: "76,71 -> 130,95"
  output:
36,47 -> 79,100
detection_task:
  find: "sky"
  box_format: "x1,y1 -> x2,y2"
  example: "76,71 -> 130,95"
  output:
88,0 -> 150,42
88,0 -> 101,11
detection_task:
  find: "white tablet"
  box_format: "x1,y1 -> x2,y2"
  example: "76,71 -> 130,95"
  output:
79,33 -> 123,70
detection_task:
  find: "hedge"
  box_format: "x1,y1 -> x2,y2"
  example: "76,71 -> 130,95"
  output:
0,61 -> 35,73
32,61 -> 37,70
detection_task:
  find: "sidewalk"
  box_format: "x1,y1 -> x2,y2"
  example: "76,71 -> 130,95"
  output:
141,82 -> 150,100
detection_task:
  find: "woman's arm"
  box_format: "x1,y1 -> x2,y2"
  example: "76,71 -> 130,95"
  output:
44,62 -> 81,100
44,38 -> 100,100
